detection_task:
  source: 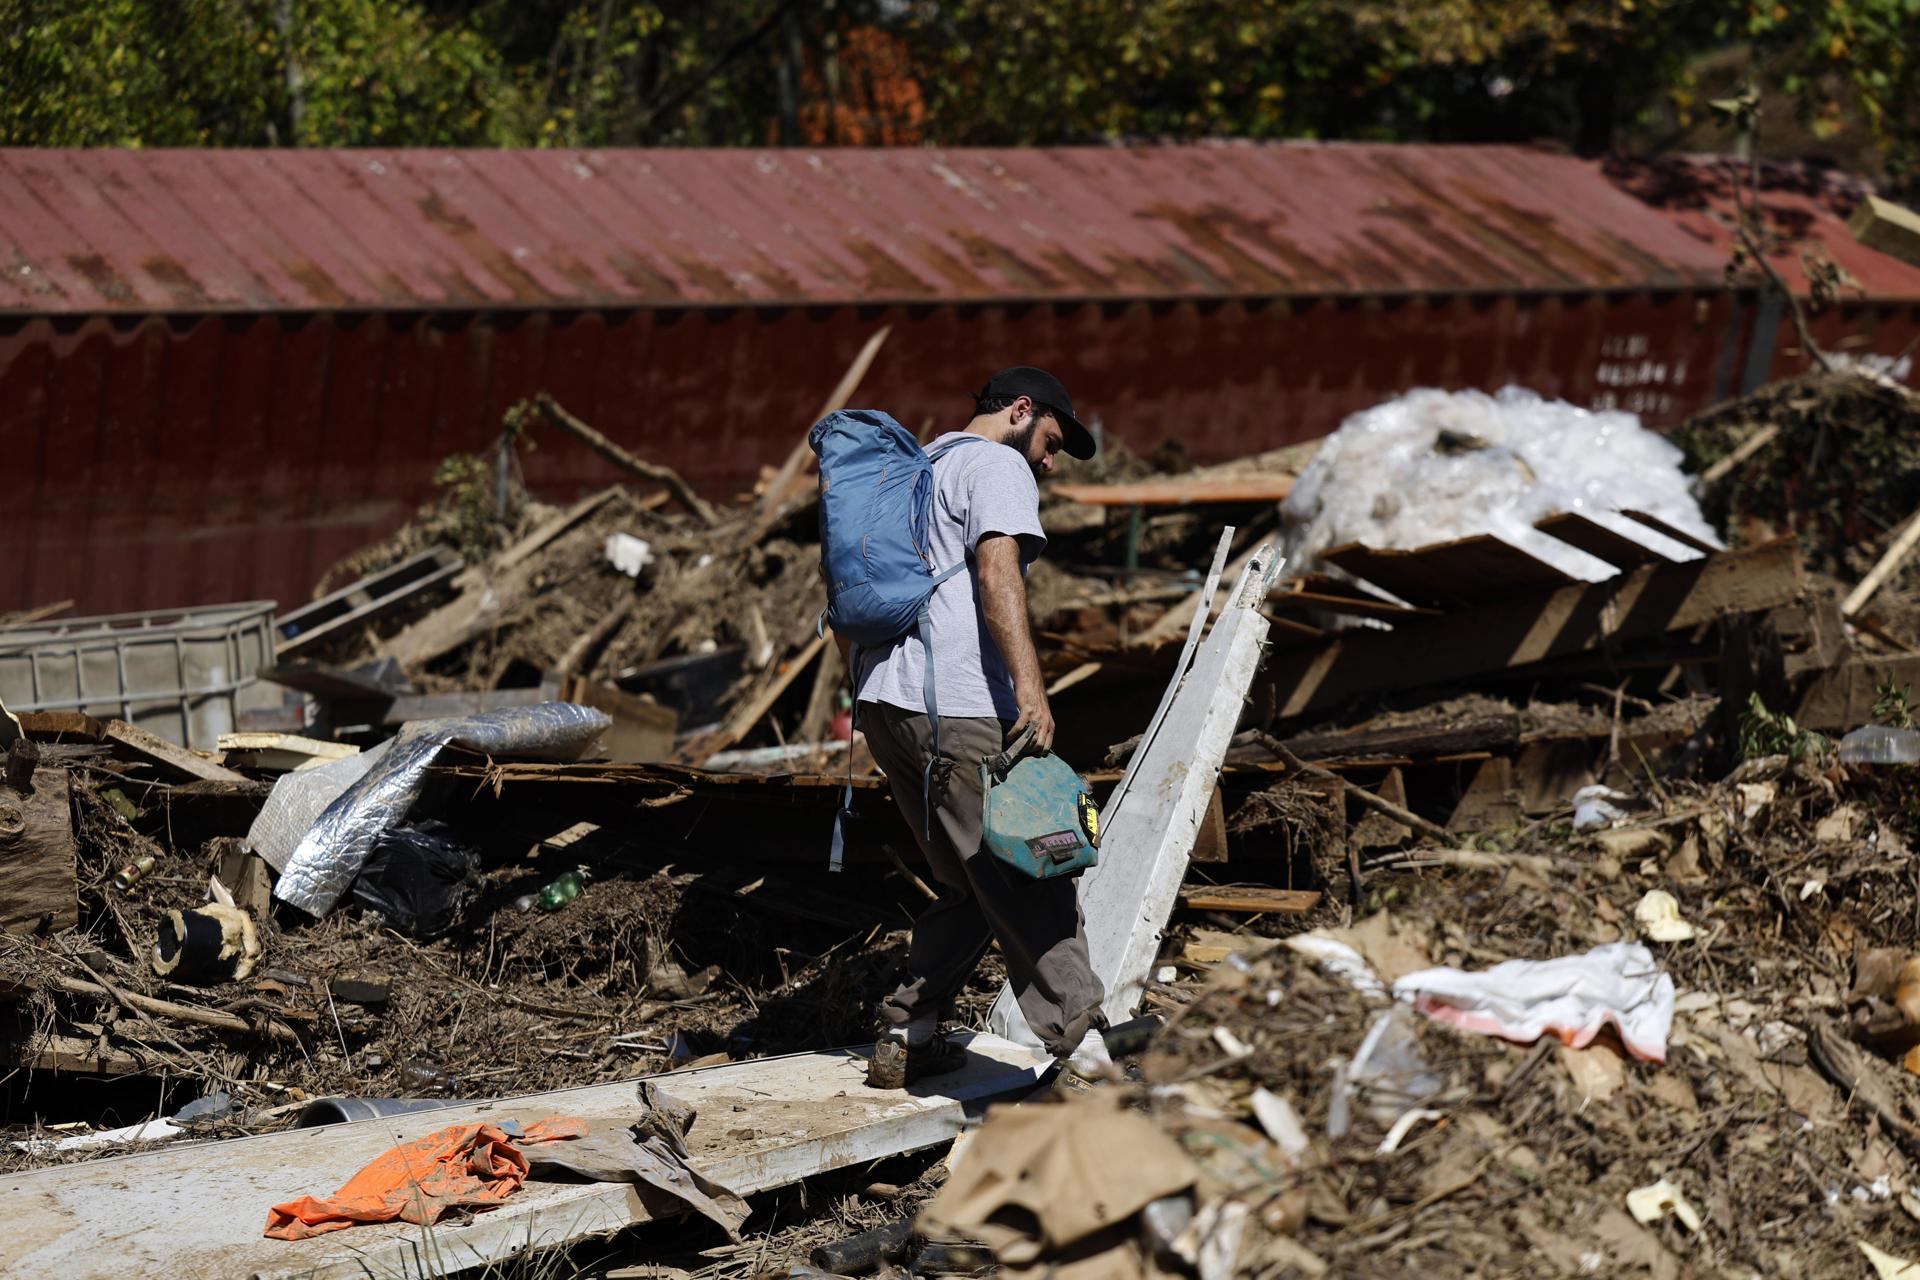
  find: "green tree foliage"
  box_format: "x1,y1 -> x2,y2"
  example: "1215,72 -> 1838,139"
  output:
2,0 -> 1915,189
0,0 -> 276,145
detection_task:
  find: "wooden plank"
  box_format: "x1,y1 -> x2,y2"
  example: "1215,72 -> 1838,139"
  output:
1617,510 -> 1719,554
274,547 -> 463,657
1177,885 -> 1321,915
1050,476 -> 1295,507
1281,714 -> 1520,763
1511,739 -> 1600,815
995,542 -> 1280,1040
1794,655 -> 1920,731
1352,766 -> 1412,851
216,733 -> 360,773
0,1010 -> 163,1076
0,767 -> 76,934
102,720 -> 248,783
1260,612 -> 1329,648
496,487 -> 624,572
15,710 -> 104,743
1266,587 -> 1439,623
1533,511 -> 1696,569
1446,756 -> 1521,833
559,676 -> 678,763
0,1034 -> 1046,1280
1131,534 -> 1253,651
258,660 -> 405,702
1320,534 -> 1580,608
1188,784 -> 1229,864
684,633 -> 828,763
1849,193 -> 1920,269
1843,504 -> 1920,618
1266,539 -> 1804,719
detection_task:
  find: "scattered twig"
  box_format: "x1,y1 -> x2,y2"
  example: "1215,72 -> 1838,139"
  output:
1696,422 -> 1782,488
529,393 -> 720,526
1256,733 -> 1452,844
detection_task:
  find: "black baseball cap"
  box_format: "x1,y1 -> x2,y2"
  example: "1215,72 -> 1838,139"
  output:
976,366 -> 1097,459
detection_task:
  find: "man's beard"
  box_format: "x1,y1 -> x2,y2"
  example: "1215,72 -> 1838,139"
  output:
1003,419 -> 1044,479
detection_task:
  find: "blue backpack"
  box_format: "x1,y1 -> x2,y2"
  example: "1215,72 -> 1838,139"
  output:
809,409 -> 985,869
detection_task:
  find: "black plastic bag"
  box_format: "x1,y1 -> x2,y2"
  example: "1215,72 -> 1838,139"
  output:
347,819 -> 482,938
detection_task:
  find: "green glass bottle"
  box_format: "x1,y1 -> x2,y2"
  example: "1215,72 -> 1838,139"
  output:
538,866 -> 587,912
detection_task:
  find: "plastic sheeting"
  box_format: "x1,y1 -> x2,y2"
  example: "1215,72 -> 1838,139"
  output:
272,702 -> 610,918
1282,387 -> 1720,585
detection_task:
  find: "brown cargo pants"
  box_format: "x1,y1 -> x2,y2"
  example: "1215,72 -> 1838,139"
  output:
859,700 -> 1104,1058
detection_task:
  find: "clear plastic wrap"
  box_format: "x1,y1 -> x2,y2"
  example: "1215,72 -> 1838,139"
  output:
1282,387 -> 1721,588
272,702 -> 610,918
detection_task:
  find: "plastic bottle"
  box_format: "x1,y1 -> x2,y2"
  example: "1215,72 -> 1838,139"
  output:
538,867 -> 588,912
1838,725 -> 1920,765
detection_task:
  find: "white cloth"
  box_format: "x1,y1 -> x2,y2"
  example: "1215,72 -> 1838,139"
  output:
1391,940 -> 1676,1064
856,432 -> 1045,720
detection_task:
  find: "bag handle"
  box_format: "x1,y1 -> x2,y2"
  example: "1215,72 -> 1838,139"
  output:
983,723 -> 1043,782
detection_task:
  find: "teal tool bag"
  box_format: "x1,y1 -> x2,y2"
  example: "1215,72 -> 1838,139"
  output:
979,727 -> 1101,879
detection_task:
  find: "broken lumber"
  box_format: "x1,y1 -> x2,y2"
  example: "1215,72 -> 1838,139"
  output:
1695,424 -> 1783,488
1794,654 -> 1920,731
1265,538 -> 1804,719
1177,885 -> 1321,915
16,710 -> 103,742
104,720 -> 247,784
1132,541 -> 1259,650
1842,504 -> 1920,618
1849,194 -> 1920,270
1278,714 -> 1521,763
0,766 -> 77,934
273,546 -> 463,658
689,632 -> 828,763
1051,476 -> 1296,506
995,542 -> 1281,1040
0,1034 -> 1047,1280
749,325 -> 892,542
215,733 -> 359,773
1261,736 -> 1451,845
530,394 -> 718,527
559,675 -> 677,763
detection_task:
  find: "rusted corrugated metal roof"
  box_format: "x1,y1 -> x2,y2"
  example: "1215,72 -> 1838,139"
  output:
0,143 -> 1742,314
1604,154 -> 1920,300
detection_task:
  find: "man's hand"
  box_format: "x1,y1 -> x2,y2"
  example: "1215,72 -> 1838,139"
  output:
976,533 -> 1055,752
1010,674 -> 1056,752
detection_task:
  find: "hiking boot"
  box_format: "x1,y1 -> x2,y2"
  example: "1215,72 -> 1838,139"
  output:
865,1033 -> 970,1089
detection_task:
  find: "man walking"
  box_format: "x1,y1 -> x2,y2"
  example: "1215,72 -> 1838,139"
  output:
842,367 -> 1106,1087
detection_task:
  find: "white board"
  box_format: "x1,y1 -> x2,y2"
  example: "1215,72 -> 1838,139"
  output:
991,543 -> 1281,1045
0,1033 -> 1047,1280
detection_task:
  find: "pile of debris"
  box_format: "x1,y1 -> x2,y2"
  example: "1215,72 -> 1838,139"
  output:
1,367 -> 1919,1279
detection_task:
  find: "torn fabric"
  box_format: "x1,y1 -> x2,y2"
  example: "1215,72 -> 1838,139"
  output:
522,1082 -> 747,1238
1392,940 -> 1676,1063
263,1116 -> 587,1240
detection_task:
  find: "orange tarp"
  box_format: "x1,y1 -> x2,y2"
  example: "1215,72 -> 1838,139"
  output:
264,1116 -> 587,1241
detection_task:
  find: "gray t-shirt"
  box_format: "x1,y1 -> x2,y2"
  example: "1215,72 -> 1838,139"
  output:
855,432 -> 1046,720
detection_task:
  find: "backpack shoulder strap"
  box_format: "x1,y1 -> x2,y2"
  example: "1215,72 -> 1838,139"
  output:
925,434 -> 991,464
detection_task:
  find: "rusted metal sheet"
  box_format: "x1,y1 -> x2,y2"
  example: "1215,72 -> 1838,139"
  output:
1,144 -> 1734,314
13,144 -> 1919,617
0,287 -> 1747,616
1605,155 -> 1920,389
